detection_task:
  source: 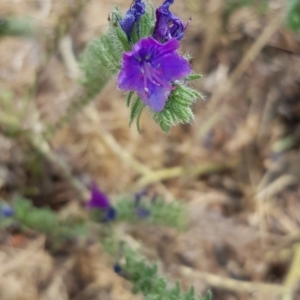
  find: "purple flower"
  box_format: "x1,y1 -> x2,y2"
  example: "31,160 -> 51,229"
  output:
153,0 -> 190,43
134,190 -> 147,205
113,263 -> 122,274
134,191 -> 150,219
103,206 -> 117,222
87,183 -> 117,222
88,183 -> 111,209
118,37 -> 191,112
136,207 -> 150,219
119,0 -> 146,40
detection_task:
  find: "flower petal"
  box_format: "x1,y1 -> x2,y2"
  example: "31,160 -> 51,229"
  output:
153,38 -> 179,57
88,183 -> 111,209
156,53 -> 191,81
118,54 -> 142,91
137,82 -> 172,112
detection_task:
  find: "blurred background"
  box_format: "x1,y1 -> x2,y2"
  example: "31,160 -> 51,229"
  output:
0,0 -> 300,299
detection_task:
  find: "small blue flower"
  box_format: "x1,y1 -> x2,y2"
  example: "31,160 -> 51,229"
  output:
153,0 -> 190,43
0,205 -> 14,217
118,37 -> 191,111
113,263 -> 122,274
134,190 -> 147,205
103,206 -> 117,222
135,206 -> 150,219
119,0 -> 146,40
134,191 -> 150,218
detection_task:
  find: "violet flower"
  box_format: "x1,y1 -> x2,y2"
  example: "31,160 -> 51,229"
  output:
88,183 -> 111,209
113,263 -> 122,274
118,37 -> 191,112
134,190 -> 147,205
87,183 -> 117,222
153,0 -> 189,43
119,0 -> 146,40
135,207 -> 150,219
134,191 -> 150,219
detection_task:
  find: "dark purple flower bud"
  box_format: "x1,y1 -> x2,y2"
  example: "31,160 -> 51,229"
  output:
102,206 -> 117,222
87,183 -> 111,209
1,205 -> 14,217
136,207 -> 150,219
153,0 -> 190,43
119,0 -> 146,40
118,37 -> 191,112
114,263 -> 122,274
134,190 -> 147,205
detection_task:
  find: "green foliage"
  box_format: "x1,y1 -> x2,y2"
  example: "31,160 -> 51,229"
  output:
0,17 -> 35,37
116,196 -> 187,229
122,247 -> 212,300
285,0 -> 300,32
79,7 -> 128,98
11,198 -> 87,241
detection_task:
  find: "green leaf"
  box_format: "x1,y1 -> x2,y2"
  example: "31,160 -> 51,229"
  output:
119,246 -> 210,300
285,0 -> 300,32
80,7 -> 132,98
0,17 -> 35,37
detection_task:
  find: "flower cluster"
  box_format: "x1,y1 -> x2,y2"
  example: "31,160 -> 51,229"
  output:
118,37 -> 191,112
117,0 -> 193,114
80,0 -> 203,132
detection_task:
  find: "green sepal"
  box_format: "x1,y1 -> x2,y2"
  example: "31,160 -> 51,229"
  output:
126,91 -> 134,107
109,7 -> 132,51
115,196 -> 187,229
0,17 -> 35,37
185,73 -> 203,81
150,85 -> 204,132
129,97 -> 146,133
